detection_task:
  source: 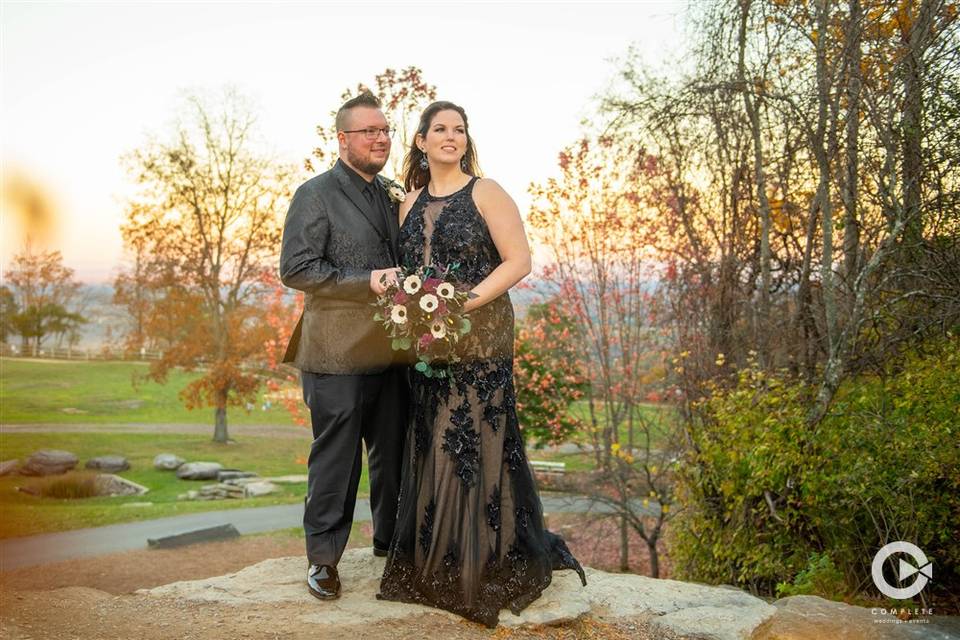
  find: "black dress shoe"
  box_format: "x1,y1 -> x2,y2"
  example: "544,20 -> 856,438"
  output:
307,564 -> 340,600
373,545 -> 388,557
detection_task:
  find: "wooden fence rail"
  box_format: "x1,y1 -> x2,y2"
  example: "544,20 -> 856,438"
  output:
0,343 -> 164,362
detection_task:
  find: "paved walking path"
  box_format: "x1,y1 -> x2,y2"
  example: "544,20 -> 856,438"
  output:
0,422 -> 311,439
0,494 -> 655,570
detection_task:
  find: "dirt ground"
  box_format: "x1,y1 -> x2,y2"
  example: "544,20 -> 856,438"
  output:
0,585 -> 674,640
0,533 -> 309,595
0,520 -> 677,640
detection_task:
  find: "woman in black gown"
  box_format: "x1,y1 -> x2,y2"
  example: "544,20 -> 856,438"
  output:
376,102 -> 586,628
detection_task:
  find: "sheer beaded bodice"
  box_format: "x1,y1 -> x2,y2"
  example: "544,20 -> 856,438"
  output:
399,177 -> 498,284
378,177 -> 586,628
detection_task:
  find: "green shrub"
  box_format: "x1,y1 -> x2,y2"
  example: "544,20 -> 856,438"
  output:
776,552 -> 847,598
670,336 -> 960,607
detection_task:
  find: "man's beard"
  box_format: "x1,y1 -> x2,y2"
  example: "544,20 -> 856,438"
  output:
347,147 -> 387,175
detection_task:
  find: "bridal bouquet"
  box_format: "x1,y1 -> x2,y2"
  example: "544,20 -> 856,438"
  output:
372,264 -> 473,377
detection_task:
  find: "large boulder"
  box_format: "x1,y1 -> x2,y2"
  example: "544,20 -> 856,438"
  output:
19,450 -> 78,476
243,481 -> 278,497
142,548 -> 777,638
216,470 -> 258,482
0,459 -> 19,476
176,462 -> 223,480
197,483 -> 245,500
153,454 -> 185,471
753,594 -> 960,640
94,474 -> 149,497
85,455 -> 130,473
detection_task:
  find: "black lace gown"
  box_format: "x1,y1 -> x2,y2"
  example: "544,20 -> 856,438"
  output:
376,178 -> 587,628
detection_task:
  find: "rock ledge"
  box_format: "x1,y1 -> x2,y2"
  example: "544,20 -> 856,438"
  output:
142,547 -> 775,639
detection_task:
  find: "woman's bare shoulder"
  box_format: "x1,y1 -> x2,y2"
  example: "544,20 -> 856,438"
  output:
399,186 -> 425,224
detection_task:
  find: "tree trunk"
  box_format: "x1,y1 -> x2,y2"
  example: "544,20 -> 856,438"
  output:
900,0 -> 936,248
806,212 -> 909,428
647,539 -> 660,578
815,0 -> 838,354
601,399 -> 613,469
737,0 -> 772,365
619,513 -> 630,571
588,390 -> 602,468
841,0 -> 862,311
213,389 -> 229,443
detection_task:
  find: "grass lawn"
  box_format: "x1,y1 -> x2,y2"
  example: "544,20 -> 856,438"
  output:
525,449 -> 597,472
0,358 -> 683,539
0,358 -> 298,425
0,432 -> 371,539
523,401 -> 680,470
569,400 -> 677,449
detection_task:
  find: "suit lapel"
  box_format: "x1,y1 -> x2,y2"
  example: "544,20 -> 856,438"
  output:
334,160 -> 388,241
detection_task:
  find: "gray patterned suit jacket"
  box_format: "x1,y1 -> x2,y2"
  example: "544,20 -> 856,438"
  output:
279,159 -> 400,374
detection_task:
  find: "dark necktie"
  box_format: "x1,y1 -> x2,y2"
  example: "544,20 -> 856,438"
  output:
364,182 -> 390,242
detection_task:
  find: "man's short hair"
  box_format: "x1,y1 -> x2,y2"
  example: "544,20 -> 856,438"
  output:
335,91 -> 382,131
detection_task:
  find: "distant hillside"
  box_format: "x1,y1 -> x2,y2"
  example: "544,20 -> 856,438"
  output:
65,276 -> 639,348
71,283 -> 129,349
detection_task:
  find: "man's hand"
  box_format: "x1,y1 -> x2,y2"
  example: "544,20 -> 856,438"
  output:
370,267 -> 400,295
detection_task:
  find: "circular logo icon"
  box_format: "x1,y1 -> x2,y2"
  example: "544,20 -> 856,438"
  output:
871,541 -> 933,599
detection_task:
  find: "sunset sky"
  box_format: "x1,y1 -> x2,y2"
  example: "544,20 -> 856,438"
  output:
2,1 -> 689,283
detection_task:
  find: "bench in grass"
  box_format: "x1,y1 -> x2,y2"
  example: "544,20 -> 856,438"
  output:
529,460 -> 566,475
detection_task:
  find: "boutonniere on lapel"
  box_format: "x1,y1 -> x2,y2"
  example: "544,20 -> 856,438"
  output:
378,176 -> 406,204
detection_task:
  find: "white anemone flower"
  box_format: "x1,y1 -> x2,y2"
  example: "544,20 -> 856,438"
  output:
436,282 -> 455,299
390,305 -> 408,324
419,293 -> 439,313
403,275 -> 422,294
430,320 -> 447,339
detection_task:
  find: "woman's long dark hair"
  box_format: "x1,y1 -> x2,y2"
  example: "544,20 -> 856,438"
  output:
402,101 -> 481,192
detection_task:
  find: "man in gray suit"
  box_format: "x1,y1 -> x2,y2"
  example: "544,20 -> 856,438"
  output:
279,92 -> 407,600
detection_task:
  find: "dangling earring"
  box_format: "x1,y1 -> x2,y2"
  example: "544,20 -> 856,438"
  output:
419,150 -> 429,171
460,156 -> 468,172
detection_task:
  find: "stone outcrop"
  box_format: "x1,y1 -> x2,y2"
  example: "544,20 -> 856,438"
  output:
754,595 -> 960,640
242,480 -> 278,497
153,453 -> 185,470
93,474 -> 149,497
197,483 -> 246,500
216,470 -> 258,482
175,462 -> 222,480
142,547 -> 775,639
85,455 -> 130,472
176,477 -> 277,501
19,449 -> 78,476
141,549 -> 960,639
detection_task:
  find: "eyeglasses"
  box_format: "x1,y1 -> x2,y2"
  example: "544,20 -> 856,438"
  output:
341,127 -> 393,140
